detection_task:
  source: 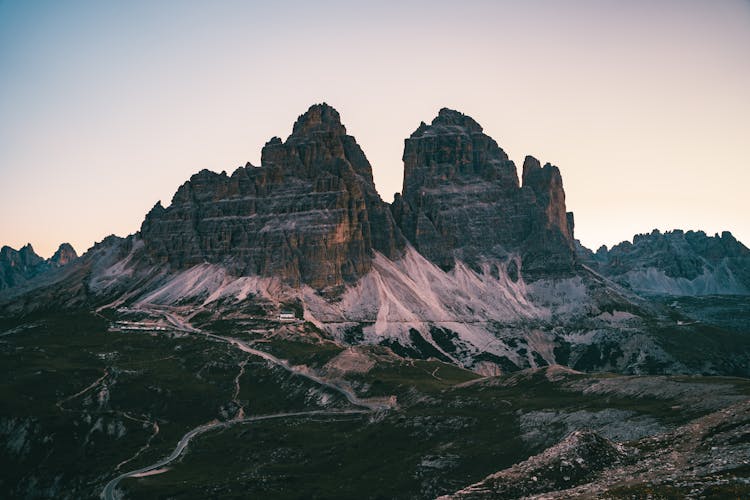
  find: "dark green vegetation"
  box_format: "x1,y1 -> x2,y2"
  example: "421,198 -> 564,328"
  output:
648,295 -> 750,376
2,305 -> 749,499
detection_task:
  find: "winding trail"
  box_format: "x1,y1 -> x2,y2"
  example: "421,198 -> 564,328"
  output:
101,409 -> 367,500
231,356 -> 249,419
155,306 -> 392,412
102,305 -> 392,499
115,415 -> 160,472
56,369 -> 109,411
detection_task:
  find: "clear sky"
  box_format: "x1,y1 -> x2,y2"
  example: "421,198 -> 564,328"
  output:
1,0 -> 749,258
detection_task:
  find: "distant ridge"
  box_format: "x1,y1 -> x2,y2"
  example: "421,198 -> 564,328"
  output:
578,229 -> 750,295
0,242 -> 77,290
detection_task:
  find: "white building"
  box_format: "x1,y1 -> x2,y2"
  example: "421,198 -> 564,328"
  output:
279,311 -> 296,322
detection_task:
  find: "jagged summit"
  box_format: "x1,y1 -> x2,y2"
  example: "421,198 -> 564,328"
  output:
395,107 -> 575,274
0,242 -> 78,289
140,102 -> 404,291
261,102 -> 373,182
411,108 -> 484,137
3,104 -> 579,293
50,243 -> 78,267
581,228 -> 750,295
290,102 -> 346,137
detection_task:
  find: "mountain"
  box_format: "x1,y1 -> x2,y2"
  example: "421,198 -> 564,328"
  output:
1,104 -> 748,377
0,243 -> 77,290
2,104 -> 750,500
392,108 -> 575,276
140,103 -> 404,294
138,105 -> 574,293
49,243 -> 78,267
580,229 -> 750,295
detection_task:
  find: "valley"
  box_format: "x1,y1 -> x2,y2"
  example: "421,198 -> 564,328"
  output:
2,302 -> 749,499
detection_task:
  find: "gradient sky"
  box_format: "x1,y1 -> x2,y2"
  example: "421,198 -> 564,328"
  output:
1,0 -> 749,258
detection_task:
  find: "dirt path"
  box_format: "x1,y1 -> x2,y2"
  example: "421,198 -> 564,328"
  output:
101,304 -> 392,499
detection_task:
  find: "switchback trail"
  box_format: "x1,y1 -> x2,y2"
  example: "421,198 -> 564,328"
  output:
101,409 -> 367,500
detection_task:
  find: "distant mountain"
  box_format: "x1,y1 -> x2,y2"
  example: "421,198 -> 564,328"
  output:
0,243 -> 77,290
579,230 -> 750,295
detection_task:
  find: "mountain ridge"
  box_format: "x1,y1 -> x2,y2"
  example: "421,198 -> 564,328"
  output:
1,103 -> 748,377
0,242 -> 78,290
577,229 -> 750,295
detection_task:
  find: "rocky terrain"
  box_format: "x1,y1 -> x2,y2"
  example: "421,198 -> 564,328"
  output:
579,229 -> 750,295
0,243 -> 77,290
448,396 -> 750,499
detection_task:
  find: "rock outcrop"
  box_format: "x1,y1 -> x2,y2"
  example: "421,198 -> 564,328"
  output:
446,430 -> 627,499
140,103 -> 404,293
581,230 -> 750,295
447,398 -> 750,499
49,243 -> 78,267
0,243 -> 78,290
392,108 -> 575,276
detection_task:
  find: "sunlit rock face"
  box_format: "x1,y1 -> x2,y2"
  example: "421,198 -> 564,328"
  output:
139,103 -> 405,293
392,108 -> 576,277
49,243 -> 78,267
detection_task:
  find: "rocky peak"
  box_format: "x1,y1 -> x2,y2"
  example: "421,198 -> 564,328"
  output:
522,156 -> 573,244
521,155 -> 541,178
18,243 -> 44,267
522,156 -> 563,195
0,243 -> 63,290
140,103 -> 404,292
50,243 -> 78,267
394,108 -> 575,275
581,229 -> 750,295
410,108 -> 484,137
290,103 -> 347,137
402,108 -> 518,194
261,103 -> 374,183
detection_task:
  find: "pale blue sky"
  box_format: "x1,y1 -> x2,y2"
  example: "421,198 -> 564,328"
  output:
2,0 -> 749,257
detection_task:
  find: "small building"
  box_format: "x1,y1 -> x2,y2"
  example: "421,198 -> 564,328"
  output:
279,310 -> 296,322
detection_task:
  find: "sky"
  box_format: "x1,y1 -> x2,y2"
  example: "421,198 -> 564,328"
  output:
1,0 -> 749,258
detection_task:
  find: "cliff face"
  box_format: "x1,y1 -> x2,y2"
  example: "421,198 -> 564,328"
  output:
3,105 -> 576,295
140,105 -> 575,290
140,103 -> 404,292
49,243 -> 78,267
392,108 -> 575,276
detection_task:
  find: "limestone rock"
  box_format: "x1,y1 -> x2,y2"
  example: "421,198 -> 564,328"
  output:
140,103 -> 404,293
393,108 -> 575,276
